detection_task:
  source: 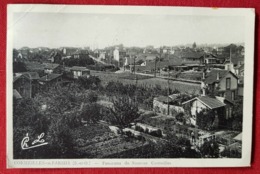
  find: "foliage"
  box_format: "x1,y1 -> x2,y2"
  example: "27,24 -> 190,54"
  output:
232,96 -> 243,131
106,95 -> 140,127
78,76 -> 101,90
13,61 -> 27,73
196,109 -> 216,130
221,147 -> 241,158
63,55 -> 94,67
200,140 -> 219,158
81,103 -> 102,123
46,117 -> 75,158
85,90 -> 98,103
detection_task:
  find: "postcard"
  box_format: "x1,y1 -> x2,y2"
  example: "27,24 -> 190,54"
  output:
6,4 -> 255,168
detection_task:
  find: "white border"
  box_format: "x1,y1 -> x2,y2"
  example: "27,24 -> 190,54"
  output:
6,4 -> 255,168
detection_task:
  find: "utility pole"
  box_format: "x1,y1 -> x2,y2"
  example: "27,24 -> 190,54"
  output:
167,51 -> 170,115
154,56 -> 157,77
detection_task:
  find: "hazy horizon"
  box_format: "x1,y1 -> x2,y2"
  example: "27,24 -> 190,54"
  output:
12,13 -> 245,49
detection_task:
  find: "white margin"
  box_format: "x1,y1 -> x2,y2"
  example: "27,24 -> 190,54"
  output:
6,4 -> 255,168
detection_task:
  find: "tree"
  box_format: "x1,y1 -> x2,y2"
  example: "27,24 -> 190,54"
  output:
196,109 -> 216,130
200,140 -> 219,158
78,76 -> 101,90
13,61 -> 27,73
232,96 -> 243,131
106,95 -> 140,127
81,103 -> 102,123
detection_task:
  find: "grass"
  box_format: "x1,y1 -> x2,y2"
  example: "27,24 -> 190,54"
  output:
91,70 -> 201,94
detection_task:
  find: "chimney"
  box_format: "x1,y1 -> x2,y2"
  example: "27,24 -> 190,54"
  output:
216,72 -> 220,81
201,81 -> 206,96
202,72 -> 205,80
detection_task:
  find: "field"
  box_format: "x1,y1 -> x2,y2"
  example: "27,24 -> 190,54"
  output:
91,70 -> 201,94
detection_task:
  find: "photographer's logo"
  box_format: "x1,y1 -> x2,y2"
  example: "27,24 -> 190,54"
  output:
21,133 -> 48,150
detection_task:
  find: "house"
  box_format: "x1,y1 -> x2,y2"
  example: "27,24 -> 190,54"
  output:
49,51 -> 62,63
153,95 -> 184,116
13,74 -> 32,98
13,89 -> 23,100
38,73 -> 63,88
182,96 -> 234,127
61,47 -> 78,56
204,54 -> 218,64
43,63 -> 63,74
71,49 -> 89,59
173,50 -> 205,65
70,66 -> 90,79
204,69 -> 238,101
15,72 -> 40,97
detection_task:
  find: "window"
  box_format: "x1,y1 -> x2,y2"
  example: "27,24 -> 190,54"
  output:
232,91 -> 235,100
226,78 -> 231,90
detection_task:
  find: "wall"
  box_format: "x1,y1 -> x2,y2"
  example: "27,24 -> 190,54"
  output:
190,99 -> 207,126
219,72 -> 238,91
153,99 -> 184,116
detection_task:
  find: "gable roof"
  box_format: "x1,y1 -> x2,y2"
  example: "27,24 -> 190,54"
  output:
204,69 -> 238,85
182,96 -> 226,109
13,73 -> 30,83
16,72 -> 40,80
13,89 -> 22,99
39,73 -> 62,82
43,63 -> 60,70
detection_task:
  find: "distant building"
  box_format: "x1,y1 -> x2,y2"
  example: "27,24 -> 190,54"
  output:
204,69 -> 239,101
71,50 -> 89,59
43,63 -> 63,74
70,66 -> 90,79
61,47 -> 78,56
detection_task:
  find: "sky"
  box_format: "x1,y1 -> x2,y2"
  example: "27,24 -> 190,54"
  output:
11,12 -> 245,49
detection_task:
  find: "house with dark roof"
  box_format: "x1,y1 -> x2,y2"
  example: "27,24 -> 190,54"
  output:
173,50 -> 205,65
70,66 -> 90,79
43,63 -> 63,74
71,49 -> 89,59
204,69 -> 238,101
13,74 -> 32,98
38,73 -> 63,89
182,96 -> 234,127
15,72 -> 40,97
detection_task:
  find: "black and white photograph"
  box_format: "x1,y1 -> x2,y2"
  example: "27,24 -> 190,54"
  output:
7,5 -> 255,168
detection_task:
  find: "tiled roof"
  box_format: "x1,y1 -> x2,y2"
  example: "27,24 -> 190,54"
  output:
183,96 -> 226,109
16,72 -> 40,80
204,69 -> 229,84
13,73 -> 30,83
43,63 -> 60,69
39,73 -> 62,82
198,96 -> 226,109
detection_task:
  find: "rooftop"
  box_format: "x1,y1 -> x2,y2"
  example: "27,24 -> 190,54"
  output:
183,95 -> 226,109
204,69 -> 235,84
15,72 -> 40,80
39,73 -> 62,82
43,63 -> 60,70
13,89 -> 22,99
